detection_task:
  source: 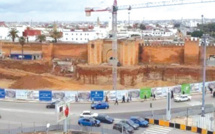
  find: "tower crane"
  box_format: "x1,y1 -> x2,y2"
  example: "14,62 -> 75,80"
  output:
85,0 -> 215,103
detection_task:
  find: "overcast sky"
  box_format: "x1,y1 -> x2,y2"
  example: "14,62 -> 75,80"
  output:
0,0 -> 214,22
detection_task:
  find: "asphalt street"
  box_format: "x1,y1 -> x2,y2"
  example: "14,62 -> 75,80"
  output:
0,93 -> 214,133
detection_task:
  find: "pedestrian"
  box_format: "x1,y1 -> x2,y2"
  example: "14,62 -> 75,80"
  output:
105,96 -> 109,102
182,91 -> 185,95
129,94 -> 132,101
209,87 -> 213,94
127,97 -> 129,103
144,95 -> 147,101
171,91 -> 174,99
153,94 -> 156,100
114,98 -> 118,105
75,95 -> 78,102
122,95 -> 125,103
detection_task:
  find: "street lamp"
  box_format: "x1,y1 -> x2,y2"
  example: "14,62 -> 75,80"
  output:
201,15 -> 207,117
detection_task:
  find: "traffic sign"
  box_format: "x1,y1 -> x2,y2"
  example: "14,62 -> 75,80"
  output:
56,101 -> 71,122
90,91 -> 104,101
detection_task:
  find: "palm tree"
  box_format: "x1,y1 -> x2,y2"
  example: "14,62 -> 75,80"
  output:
36,34 -> 46,43
8,28 -> 19,42
50,30 -> 62,43
19,36 -> 25,60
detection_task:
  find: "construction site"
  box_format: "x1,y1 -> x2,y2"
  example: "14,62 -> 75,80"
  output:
0,37 -> 215,91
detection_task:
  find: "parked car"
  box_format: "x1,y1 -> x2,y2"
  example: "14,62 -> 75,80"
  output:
113,122 -> 134,134
91,102 -> 109,109
130,116 -> 148,127
79,111 -> 98,118
78,117 -> 100,127
46,101 -> 60,109
95,114 -> 114,124
174,94 -> 191,102
120,119 -> 139,130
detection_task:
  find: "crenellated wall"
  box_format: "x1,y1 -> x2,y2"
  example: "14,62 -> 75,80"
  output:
184,38 -> 199,65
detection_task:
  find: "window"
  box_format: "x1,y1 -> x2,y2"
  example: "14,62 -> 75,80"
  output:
65,33 -> 68,35
66,38 -> 68,40
80,38 -> 82,40
91,44 -> 95,48
76,38 -> 78,40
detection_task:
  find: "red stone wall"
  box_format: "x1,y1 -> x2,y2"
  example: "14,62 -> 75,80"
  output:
141,46 -> 184,64
52,43 -> 87,60
1,42 -> 88,61
76,65 -> 215,86
184,39 -> 199,65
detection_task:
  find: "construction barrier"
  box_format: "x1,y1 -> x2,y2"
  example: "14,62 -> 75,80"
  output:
0,81 -> 214,102
145,118 -> 215,134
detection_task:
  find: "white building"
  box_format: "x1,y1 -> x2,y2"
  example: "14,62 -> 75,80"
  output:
61,28 -> 108,43
0,27 -> 10,40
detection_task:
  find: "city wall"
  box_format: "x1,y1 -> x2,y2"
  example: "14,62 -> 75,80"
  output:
1,42 -> 88,61
76,65 -> 215,86
141,45 -> 184,64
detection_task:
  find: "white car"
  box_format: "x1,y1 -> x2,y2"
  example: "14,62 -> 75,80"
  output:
79,111 -> 98,118
174,95 -> 192,102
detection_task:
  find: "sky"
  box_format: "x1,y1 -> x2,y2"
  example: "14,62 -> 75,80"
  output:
0,0 -> 215,22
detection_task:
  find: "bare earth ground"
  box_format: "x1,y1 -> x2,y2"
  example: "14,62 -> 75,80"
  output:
0,60 -> 177,90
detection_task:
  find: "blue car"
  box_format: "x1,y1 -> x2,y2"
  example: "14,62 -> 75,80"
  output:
130,116 -> 148,127
91,102 -> 109,109
78,117 -> 100,127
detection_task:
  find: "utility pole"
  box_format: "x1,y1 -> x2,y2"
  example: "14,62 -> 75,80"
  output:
201,15 -> 206,117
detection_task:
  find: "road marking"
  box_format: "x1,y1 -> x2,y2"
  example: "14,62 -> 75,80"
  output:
186,101 -> 201,106
142,125 -> 173,134
0,108 -> 55,115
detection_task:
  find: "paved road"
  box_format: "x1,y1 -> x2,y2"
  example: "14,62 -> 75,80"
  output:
0,94 -> 214,133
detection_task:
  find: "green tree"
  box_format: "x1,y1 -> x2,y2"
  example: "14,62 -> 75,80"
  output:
50,30 -> 62,43
19,36 -> 25,60
8,28 -> 19,42
36,34 -> 46,43
191,31 -> 203,38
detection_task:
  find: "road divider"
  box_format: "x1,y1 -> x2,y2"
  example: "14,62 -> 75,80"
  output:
145,118 -> 215,134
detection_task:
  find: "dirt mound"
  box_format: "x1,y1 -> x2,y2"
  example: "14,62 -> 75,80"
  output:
10,75 -> 54,89
0,60 -> 52,74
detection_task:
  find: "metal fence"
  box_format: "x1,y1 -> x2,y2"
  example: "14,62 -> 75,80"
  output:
0,124 -> 121,134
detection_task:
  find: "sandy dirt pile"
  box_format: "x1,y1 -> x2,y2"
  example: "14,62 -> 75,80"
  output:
10,75 -> 54,89
0,60 -> 179,90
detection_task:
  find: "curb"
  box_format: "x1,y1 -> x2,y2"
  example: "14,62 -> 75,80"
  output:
145,118 -> 215,134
